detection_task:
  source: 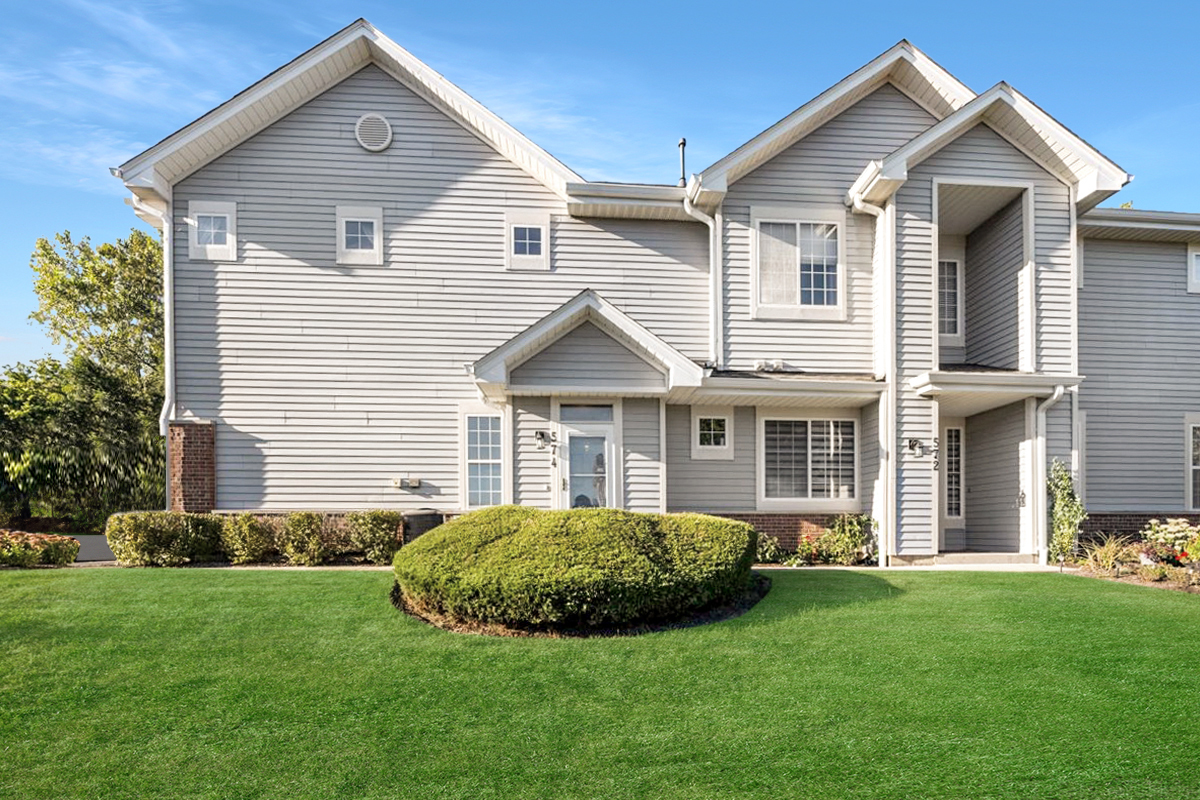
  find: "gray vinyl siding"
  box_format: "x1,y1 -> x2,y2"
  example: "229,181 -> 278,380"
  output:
665,405 -> 757,512
860,397 -> 880,520
722,84 -> 935,371
965,196 -> 1023,368
622,399 -> 661,512
171,65 -> 708,510
1080,239 -> 1200,512
893,123 -> 1073,554
964,401 -> 1024,552
510,322 -> 664,390
514,397 -> 552,507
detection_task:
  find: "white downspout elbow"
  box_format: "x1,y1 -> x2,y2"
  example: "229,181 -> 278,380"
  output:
1036,385 -> 1066,565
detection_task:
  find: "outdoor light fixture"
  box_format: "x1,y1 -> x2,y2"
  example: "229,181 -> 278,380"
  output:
908,438 -> 925,458
534,430 -> 553,450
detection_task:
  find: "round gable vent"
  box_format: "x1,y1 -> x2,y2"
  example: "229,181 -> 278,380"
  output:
355,113 -> 393,152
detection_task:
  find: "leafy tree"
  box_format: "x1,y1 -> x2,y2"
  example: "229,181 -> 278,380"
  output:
0,230 -> 165,529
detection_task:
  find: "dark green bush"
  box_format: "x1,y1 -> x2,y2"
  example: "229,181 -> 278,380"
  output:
346,510 -> 403,564
392,505 -> 756,628
105,512 -> 223,566
220,513 -> 277,565
280,512 -> 329,566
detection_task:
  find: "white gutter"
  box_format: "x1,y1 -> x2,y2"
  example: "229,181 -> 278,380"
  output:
683,181 -> 719,366
847,189 -> 894,566
1035,384 -> 1066,565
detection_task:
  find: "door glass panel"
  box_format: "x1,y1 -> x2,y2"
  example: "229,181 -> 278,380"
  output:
568,435 -> 607,508
560,405 -> 613,423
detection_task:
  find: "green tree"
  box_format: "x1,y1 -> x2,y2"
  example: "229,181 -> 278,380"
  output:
0,229 -> 165,529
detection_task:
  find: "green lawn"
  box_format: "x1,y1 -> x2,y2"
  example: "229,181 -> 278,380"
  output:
1,568 -> 1197,799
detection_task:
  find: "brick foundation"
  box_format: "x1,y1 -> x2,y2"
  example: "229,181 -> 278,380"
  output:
168,421 -> 216,512
1081,513 -> 1200,540
715,513 -> 836,551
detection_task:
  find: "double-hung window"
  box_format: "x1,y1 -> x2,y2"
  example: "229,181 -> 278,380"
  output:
187,201 -> 237,261
1189,417 -> 1200,511
752,208 -> 845,320
759,416 -> 857,509
1188,244 -> 1200,295
336,206 -> 383,265
938,259 -> 964,343
465,414 -> 503,508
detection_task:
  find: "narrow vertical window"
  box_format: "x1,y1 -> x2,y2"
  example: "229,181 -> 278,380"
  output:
1191,424 -> 1200,511
938,260 -> 961,336
466,415 -> 503,508
945,427 -> 963,517
1189,245 -> 1200,295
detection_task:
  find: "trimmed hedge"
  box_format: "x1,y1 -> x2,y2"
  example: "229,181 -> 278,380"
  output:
220,513 -> 277,565
392,505 -> 757,628
0,531 -> 80,567
346,510 -> 403,564
106,512 -> 223,566
279,511 -> 329,566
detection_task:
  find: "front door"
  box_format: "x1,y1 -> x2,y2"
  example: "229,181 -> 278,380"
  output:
558,405 -> 616,509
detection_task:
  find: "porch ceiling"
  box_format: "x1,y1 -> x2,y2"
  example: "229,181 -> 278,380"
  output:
909,370 -> 1080,417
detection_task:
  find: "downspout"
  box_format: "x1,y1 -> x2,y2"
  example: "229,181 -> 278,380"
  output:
683,178 -> 719,367
1035,384 -> 1066,565
847,191 -> 892,565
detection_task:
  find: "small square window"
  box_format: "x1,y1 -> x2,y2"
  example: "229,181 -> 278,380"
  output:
344,220 -> 374,250
196,215 -> 228,246
513,226 -> 542,256
698,417 -> 727,448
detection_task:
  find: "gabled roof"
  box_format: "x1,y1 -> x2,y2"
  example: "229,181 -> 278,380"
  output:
847,82 -> 1130,211
471,290 -> 704,400
113,19 -> 582,210
693,41 -> 975,198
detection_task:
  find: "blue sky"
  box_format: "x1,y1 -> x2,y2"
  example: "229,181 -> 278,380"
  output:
2,0 -> 1198,368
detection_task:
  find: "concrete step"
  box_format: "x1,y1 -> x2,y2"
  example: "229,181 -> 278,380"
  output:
892,552 -> 1038,566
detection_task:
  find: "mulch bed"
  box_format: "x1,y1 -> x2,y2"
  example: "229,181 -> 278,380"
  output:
1073,566 -> 1200,595
391,572 -> 772,638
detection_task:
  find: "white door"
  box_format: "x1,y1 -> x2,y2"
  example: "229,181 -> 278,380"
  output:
557,404 -> 617,509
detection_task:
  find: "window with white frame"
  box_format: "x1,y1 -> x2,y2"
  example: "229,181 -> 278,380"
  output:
336,206 -> 383,265
938,260 -> 963,339
506,210 -> 550,271
691,406 -> 734,460
752,208 -> 845,319
762,418 -> 855,500
465,414 -> 503,508
187,201 -> 236,261
1188,244 -> 1200,295
1189,419 -> 1200,511
944,427 -> 963,518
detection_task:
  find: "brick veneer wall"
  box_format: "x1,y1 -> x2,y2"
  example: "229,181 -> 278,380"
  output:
1082,513 -> 1200,540
168,421 -> 215,512
715,513 -> 836,551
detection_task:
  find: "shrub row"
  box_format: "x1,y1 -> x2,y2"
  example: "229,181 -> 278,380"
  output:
105,510 -> 404,567
392,505 -> 757,628
0,531 -> 80,567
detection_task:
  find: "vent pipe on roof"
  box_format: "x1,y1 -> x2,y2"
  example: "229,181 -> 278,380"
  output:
677,138 -> 686,187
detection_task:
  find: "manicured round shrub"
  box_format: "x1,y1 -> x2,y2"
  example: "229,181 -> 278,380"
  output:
346,510 -> 403,564
392,505 -> 756,628
220,513 -> 277,564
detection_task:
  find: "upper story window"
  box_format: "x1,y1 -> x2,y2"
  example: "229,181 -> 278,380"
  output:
1188,244 -> 1200,295
751,207 -> 846,320
938,259 -> 964,343
187,201 -> 236,262
691,406 -> 734,460
506,209 -> 551,271
336,206 -> 383,266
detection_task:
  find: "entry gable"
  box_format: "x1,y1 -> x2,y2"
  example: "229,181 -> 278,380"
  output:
471,290 -> 704,400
